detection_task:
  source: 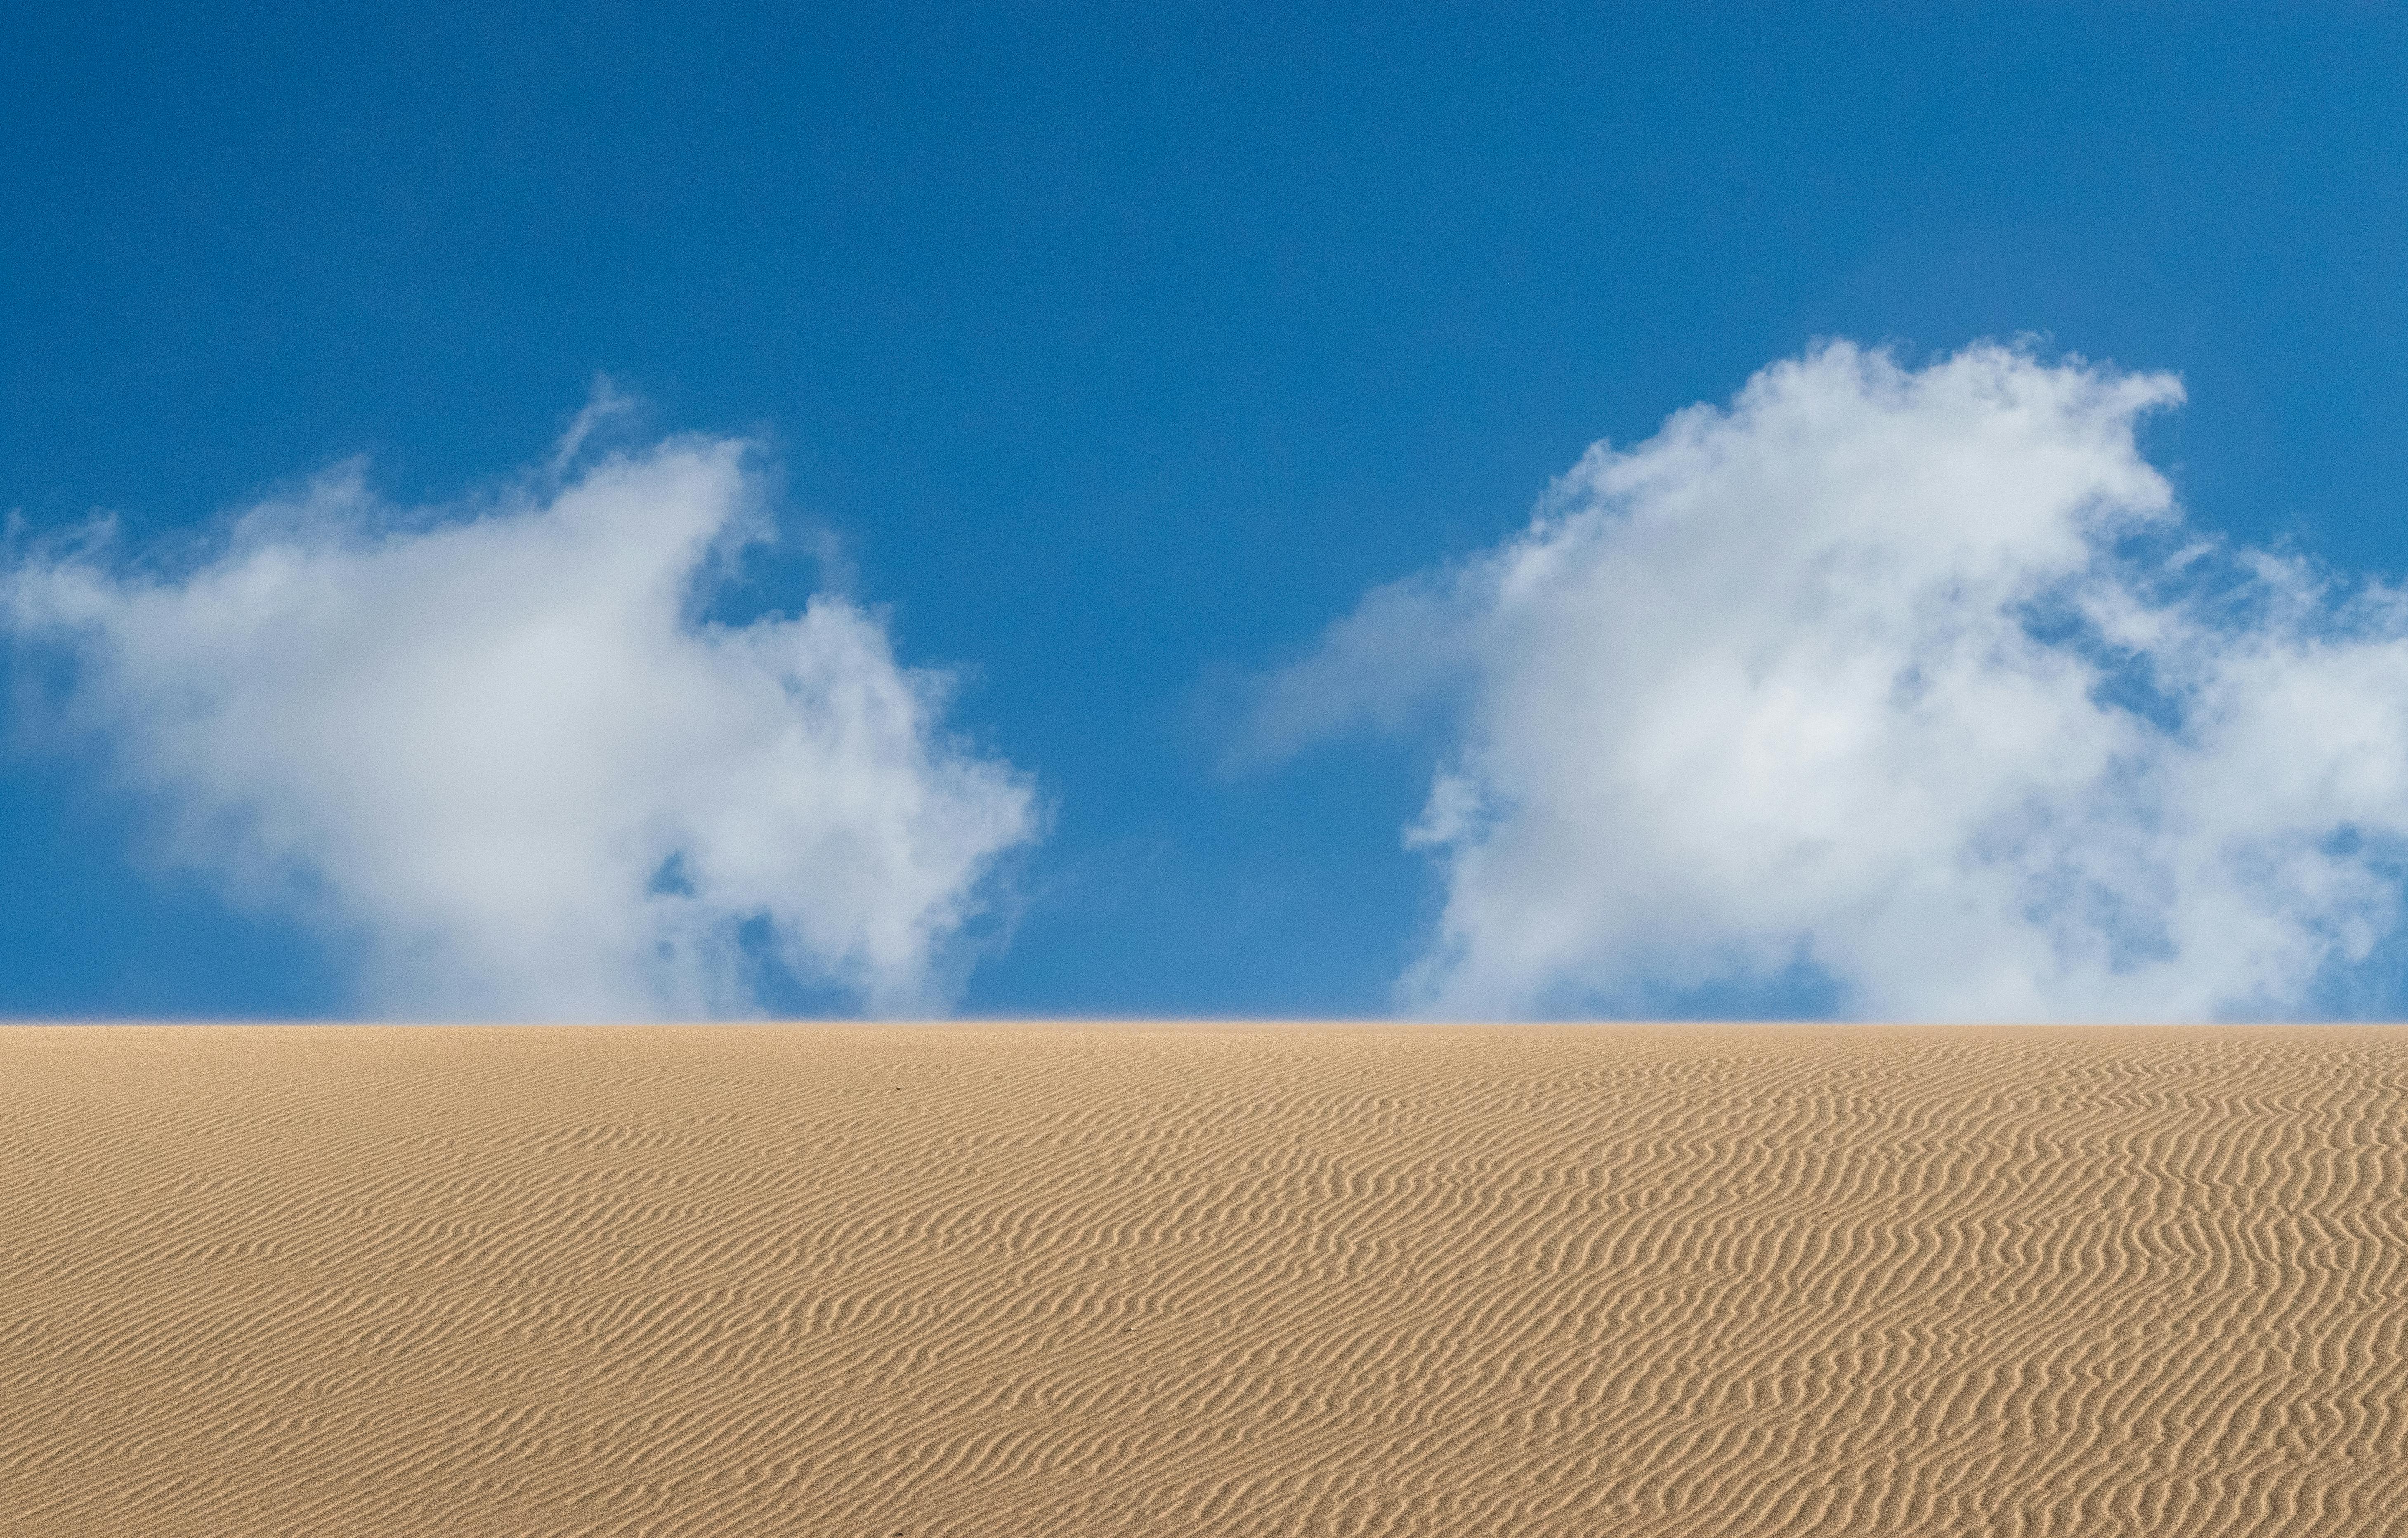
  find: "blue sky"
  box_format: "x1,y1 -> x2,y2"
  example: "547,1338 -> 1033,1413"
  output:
7,5 -> 2408,1019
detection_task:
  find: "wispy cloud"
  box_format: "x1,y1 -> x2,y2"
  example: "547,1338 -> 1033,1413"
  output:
1252,340 -> 2408,1021
2,413 -> 1039,1019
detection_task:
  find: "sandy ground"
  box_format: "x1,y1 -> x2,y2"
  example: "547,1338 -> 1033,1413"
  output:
5,1025 -> 2408,1536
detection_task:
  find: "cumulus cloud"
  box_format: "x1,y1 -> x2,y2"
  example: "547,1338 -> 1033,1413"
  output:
1,413 -> 1039,1019
1255,340 -> 2408,1021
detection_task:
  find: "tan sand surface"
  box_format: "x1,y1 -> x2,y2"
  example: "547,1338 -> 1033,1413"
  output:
6,1024 -> 2408,1536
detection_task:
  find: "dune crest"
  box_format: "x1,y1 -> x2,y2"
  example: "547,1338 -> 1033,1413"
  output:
6,1024 -> 2408,1535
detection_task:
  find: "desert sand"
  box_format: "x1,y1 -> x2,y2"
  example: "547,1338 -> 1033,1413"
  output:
5,1025 -> 2408,1536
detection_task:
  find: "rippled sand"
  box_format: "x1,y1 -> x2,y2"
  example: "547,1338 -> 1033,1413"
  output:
6,1025 -> 2408,1536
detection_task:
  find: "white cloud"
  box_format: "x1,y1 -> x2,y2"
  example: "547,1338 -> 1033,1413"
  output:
2,420 -> 1039,1019
1255,340 -> 2408,1021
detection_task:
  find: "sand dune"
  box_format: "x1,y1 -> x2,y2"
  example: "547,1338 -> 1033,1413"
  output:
6,1025 -> 2408,1536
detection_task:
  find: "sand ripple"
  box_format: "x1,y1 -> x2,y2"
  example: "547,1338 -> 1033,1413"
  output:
5,1025 -> 2408,1535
